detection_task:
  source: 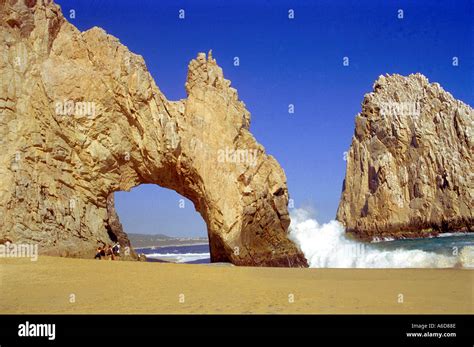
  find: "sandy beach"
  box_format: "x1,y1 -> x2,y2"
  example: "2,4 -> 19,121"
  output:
0,256 -> 472,314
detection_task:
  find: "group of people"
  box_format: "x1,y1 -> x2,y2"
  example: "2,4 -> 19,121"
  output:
94,242 -> 121,260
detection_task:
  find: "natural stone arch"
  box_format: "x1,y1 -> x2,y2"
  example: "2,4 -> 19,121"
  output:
0,0 -> 307,267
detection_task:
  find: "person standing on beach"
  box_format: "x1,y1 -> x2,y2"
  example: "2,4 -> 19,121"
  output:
100,246 -> 106,259
105,244 -> 115,260
94,246 -> 103,260
112,242 -> 121,258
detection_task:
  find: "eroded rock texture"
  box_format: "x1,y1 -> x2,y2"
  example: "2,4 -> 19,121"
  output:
0,0 -> 307,266
337,74 -> 473,240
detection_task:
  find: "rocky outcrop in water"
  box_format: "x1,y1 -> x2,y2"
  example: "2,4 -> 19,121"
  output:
0,0 -> 306,266
337,73 -> 473,240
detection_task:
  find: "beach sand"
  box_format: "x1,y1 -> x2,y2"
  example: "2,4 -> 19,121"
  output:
0,256 -> 472,314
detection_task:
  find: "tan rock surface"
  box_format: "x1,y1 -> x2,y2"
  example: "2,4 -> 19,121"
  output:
0,0 -> 306,266
337,73 -> 473,240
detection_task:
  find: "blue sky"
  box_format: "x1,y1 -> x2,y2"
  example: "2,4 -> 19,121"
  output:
55,0 -> 473,237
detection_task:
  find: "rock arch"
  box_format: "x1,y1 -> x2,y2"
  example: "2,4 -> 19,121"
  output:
0,0 -> 307,266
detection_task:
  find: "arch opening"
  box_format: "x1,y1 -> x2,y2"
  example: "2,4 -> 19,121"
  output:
113,184 -> 211,264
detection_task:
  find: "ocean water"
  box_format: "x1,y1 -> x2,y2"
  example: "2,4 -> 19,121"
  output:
135,209 -> 474,268
371,233 -> 474,255
289,208 -> 474,268
137,244 -> 210,264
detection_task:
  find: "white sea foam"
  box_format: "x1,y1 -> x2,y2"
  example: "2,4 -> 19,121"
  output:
370,236 -> 395,243
145,252 -> 210,263
288,208 -> 469,268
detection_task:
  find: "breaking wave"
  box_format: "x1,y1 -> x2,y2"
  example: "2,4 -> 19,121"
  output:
145,252 -> 210,263
289,208 -> 473,268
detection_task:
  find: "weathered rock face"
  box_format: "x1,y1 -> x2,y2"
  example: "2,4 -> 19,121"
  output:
337,73 -> 473,240
0,0 -> 307,266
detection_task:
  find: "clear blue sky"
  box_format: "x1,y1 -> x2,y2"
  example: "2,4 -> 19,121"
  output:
55,0 -> 473,237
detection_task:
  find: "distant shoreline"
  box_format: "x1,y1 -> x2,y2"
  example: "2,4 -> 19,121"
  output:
127,233 -> 209,250
133,242 -> 209,250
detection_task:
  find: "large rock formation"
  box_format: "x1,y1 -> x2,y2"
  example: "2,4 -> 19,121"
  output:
0,0 -> 307,266
337,73 -> 473,240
